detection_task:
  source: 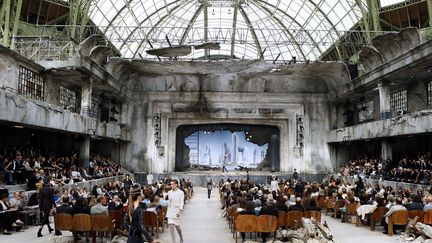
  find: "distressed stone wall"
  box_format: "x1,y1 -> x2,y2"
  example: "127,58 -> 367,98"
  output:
114,60 -> 350,174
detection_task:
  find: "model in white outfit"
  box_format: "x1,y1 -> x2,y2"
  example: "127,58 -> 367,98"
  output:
167,179 -> 184,243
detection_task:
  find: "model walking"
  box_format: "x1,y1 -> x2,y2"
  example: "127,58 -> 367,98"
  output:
167,179 -> 185,243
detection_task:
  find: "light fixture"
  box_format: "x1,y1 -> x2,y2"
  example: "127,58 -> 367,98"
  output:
14,125 -> 24,129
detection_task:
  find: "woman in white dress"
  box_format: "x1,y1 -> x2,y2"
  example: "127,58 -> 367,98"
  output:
167,179 -> 184,243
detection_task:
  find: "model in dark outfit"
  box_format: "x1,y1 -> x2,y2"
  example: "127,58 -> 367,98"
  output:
38,178 -> 55,237
124,188 -> 157,243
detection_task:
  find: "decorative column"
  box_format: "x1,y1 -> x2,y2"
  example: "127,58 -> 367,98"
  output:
80,136 -> 91,168
378,82 -> 391,119
80,77 -> 93,117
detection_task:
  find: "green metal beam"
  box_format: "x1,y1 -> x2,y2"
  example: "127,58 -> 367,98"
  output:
11,0 -> 23,49
367,0 -> 382,31
238,5 -> 262,58
179,4 -> 204,45
428,0 -> 432,27
2,0 -> 10,46
204,4 -> 209,57
230,2 -> 239,58
131,2 -> 189,57
355,0 -> 371,43
249,1 -> 306,60
120,0 -> 186,53
255,0 -> 323,55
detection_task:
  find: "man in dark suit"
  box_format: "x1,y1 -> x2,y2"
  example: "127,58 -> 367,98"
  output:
37,177 -> 55,237
258,197 -> 279,242
56,196 -> 74,214
108,194 -> 123,211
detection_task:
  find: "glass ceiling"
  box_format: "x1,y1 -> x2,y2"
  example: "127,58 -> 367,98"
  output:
89,0 -> 369,61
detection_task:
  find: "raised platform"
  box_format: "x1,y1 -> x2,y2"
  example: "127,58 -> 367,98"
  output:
136,171 -> 328,186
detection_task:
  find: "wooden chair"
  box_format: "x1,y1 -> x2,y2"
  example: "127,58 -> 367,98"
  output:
333,200 -> 345,218
235,215 -> 257,243
325,198 -> 335,215
370,207 -> 388,231
304,210 -> 321,223
409,210 -> 424,223
143,211 -> 159,238
54,213 -> 73,233
278,211 -> 287,228
108,210 -> 125,229
91,214 -> 115,243
388,210 -> 409,236
424,210 -> 432,225
158,207 -> 167,231
72,214 -> 92,243
287,211 -> 303,228
344,202 -> 359,223
257,215 -> 277,241
318,196 -> 326,210
231,211 -> 240,236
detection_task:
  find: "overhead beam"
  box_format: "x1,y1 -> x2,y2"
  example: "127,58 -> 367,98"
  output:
230,2 -> 239,58
179,4 -> 204,45
11,0 -> 23,49
367,0 -> 382,31
204,3 -> 209,57
250,1 -> 306,60
239,5 -> 262,58
428,0 -> 432,27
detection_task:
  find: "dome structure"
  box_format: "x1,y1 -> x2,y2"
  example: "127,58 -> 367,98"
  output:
89,0 -> 370,61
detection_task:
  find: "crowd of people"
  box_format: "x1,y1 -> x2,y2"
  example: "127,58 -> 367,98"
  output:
338,152 -> 432,185
0,173 -> 194,242
0,144 -> 123,189
219,174 -> 432,241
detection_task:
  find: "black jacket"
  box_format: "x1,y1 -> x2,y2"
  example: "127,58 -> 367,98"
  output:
56,204 -> 74,214
39,185 -> 55,211
259,205 -> 279,217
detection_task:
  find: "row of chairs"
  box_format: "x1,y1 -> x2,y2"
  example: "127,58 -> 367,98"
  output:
324,196 -> 432,236
234,215 -> 277,243
54,209 -> 167,243
54,213 -> 116,243
230,211 -> 322,242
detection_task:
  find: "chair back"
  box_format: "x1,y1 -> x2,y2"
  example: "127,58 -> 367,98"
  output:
304,210 -> 321,223
372,207 -> 388,221
318,197 -> 326,209
287,211 -> 303,228
143,211 -> 158,227
108,210 -> 125,228
325,198 -> 335,209
54,213 -> 73,231
424,210 -> 432,224
91,214 -> 114,232
235,215 -> 257,233
257,215 -> 277,233
390,210 -> 409,225
346,203 -> 359,215
277,211 -> 287,227
409,210 -> 424,223
73,214 -> 92,231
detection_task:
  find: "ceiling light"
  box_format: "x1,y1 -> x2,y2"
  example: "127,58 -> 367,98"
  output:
14,125 -> 24,129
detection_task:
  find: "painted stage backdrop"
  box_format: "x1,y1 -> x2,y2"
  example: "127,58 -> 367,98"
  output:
185,131 -> 268,168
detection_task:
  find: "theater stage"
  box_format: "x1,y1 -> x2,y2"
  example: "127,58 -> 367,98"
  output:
135,170 -> 328,186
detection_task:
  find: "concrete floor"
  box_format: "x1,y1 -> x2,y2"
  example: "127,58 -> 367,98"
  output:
2,187 -> 402,243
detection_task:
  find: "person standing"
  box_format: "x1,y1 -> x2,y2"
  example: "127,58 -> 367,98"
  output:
124,188 -> 157,243
167,179 -> 184,243
206,176 -> 213,199
147,173 -> 154,185
37,177 -> 55,237
123,174 -> 133,195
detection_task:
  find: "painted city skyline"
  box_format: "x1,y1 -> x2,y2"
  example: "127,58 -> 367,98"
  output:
185,130 -> 268,168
